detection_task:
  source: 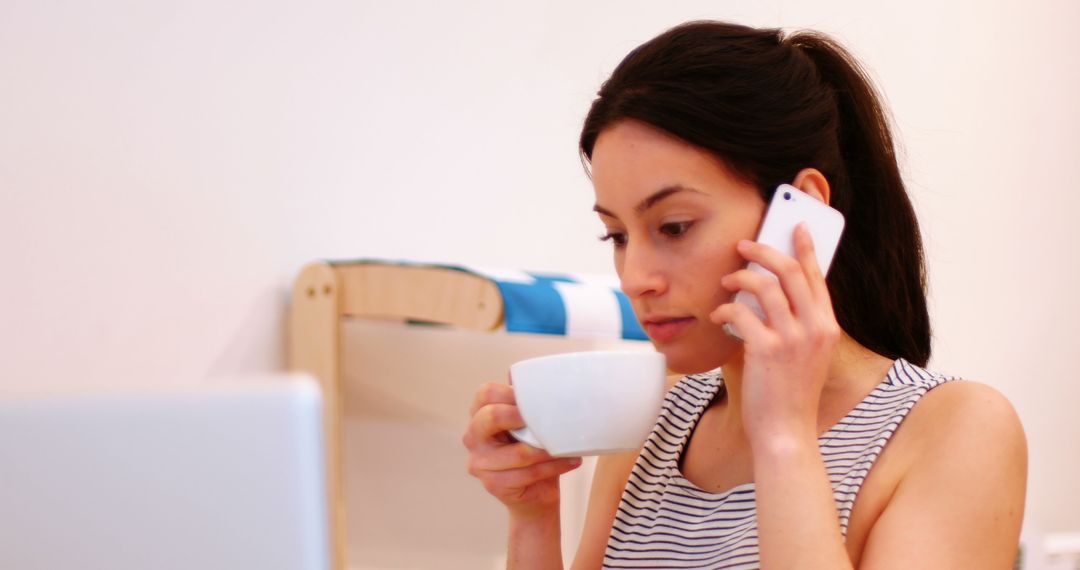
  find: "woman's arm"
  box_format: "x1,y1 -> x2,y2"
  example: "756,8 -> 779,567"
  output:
856,381 -> 1027,568
751,430 -> 856,569
570,451 -> 639,569
507,508 -> 565,570
714,226 -> 1027,568
714,225 -> 857,569
462,382 -> 584,570
752,380 -> 1027,569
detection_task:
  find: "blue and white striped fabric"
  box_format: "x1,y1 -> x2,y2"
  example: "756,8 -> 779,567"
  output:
468,266 -> 647,341
345,260 -> 648,342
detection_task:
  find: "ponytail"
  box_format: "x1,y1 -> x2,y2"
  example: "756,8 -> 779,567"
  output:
785,32 -> 931,366
580,21 -> 932,366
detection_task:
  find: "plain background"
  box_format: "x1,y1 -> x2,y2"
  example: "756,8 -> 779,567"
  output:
2,0 -> 1078,540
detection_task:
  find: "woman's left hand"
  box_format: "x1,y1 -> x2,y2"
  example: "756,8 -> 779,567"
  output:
709,223 -> 842,447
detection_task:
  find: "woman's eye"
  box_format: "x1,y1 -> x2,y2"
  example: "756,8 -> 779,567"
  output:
598,231 -> 628,248
660,221 -> 693,238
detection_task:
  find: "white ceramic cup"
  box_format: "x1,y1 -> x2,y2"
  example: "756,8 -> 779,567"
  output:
508,350 -> 667,457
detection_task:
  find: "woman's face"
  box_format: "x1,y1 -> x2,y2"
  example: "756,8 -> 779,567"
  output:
591,120 -> 767,374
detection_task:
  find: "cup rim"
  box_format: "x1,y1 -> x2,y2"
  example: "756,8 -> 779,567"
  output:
509,349 -> 663,371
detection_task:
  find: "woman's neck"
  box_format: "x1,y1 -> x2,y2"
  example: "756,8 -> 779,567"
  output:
715,333 -> 896,440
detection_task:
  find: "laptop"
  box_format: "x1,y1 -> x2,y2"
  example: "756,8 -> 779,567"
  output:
0,375 -> 329,570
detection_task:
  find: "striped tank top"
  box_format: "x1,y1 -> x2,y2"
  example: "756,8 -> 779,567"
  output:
603,358 -> 956,569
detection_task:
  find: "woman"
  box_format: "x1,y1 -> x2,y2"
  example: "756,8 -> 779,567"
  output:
462,21 -> 1026,569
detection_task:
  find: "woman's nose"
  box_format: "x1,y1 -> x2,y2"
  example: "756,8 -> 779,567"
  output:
619,243 -> 667,299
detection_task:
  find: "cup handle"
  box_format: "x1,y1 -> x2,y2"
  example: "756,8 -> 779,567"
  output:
509,426 -> 544,449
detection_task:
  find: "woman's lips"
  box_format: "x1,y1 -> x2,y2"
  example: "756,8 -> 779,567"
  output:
643,317 -> 694,342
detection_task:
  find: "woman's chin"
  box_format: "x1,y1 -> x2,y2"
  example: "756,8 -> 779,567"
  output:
656,340 -> 738,376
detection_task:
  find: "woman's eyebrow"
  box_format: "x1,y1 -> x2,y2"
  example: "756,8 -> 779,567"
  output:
593,185 -> 704,219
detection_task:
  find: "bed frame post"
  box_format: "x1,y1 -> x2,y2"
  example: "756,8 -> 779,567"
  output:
288,262 -> 346,570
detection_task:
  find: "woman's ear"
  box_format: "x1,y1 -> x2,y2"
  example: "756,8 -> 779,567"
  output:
791,168 -> 832,205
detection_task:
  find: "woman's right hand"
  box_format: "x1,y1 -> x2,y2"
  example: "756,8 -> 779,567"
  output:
462,381 -> 582,518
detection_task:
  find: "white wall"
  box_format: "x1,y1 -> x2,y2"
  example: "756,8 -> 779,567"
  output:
2,0 -> 1077,536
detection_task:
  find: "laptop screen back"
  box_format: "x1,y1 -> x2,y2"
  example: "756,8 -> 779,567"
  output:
0,377 -> 329,570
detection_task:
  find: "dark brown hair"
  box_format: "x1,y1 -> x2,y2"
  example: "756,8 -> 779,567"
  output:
580,21 -> 931,366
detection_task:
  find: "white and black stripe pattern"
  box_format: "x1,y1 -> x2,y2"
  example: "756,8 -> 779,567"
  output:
603,358 -> 957,569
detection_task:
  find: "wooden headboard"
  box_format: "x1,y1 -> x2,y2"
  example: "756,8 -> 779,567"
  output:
287,260 -> 649,570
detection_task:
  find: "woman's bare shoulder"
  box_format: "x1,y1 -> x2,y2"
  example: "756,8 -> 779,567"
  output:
909,379 -> 1025,444
856,379 -> 1027,568
893,379 -> 1026,472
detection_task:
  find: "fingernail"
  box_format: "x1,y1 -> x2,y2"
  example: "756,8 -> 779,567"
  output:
737,239 -> 752,251
568,457 -> 582,466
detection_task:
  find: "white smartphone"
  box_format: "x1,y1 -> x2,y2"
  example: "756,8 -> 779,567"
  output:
724,183 -> 846,340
